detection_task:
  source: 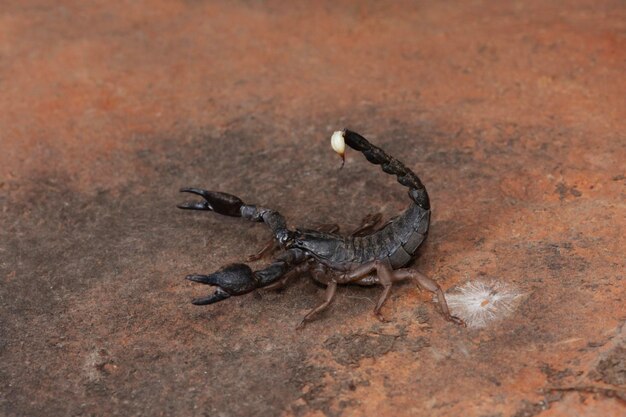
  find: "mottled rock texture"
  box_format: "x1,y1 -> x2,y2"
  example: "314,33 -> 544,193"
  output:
0,1 -> 624,416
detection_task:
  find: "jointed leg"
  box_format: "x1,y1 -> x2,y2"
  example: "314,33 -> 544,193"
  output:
247,239 -> 279,262
312,214 -> 382,239
350,213 -> 383,237
341,260 -> 394,321
392,269 -> 464,325
342,260 -> 464,325
316,224 -> 340,234
297,280 -> 337,329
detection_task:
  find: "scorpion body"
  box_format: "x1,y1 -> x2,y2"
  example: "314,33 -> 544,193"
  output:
294,200 -> 429,272
179,130 -> 463,327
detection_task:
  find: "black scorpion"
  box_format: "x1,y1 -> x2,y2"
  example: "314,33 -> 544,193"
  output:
178,130 -> 464,328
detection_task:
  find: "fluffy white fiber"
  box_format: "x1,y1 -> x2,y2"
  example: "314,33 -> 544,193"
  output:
442,280 -> 524,328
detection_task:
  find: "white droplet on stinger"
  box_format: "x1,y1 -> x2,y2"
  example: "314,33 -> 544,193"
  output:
441,280 -> 525,328
331,130 -> 346,155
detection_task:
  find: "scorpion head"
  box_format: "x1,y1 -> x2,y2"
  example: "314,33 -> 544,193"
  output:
277,229 -> 298,249
289,229 -> 339,260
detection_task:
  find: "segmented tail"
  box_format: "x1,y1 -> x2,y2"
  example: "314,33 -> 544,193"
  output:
340,130 -> 430,209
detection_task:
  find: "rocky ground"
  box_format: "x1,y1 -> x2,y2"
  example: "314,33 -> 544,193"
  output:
1,1 -> 624,416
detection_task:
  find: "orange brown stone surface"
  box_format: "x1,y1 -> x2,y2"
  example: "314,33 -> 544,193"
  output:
0,1 -> 624,416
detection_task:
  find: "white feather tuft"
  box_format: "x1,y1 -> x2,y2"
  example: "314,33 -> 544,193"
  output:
442,280 -> 524,328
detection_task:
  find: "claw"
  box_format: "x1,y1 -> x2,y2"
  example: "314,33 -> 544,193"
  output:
186,274 -> 219,285
192,287 -> 231,305
178,188 -> 244,217
186,263 -> 258,308
177,201 -> 211,210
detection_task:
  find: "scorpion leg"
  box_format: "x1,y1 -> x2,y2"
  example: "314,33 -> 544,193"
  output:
342,260 -> 464,325
316,224 -> 340,233
392,269 -> 465,326
305,213 -> 386,239
295,263 -> 338,328
350,213 -> 383,237
342,260 -> 394,322
246,239 -> 279,262
297,280 -> 338,329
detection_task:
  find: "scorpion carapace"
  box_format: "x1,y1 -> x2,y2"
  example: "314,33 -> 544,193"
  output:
178,129 -> 464,327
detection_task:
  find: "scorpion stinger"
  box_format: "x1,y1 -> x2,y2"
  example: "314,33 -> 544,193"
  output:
178,129 -> 464,328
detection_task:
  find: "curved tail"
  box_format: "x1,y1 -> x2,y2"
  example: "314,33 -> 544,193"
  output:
332,130 -> 430,210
